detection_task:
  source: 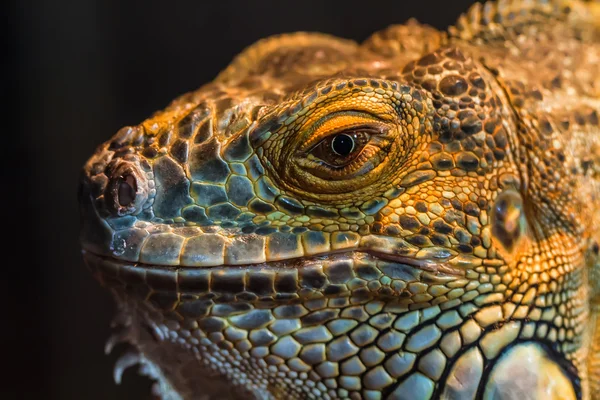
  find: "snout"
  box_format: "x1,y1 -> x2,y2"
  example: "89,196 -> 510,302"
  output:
78,171 -> 114,258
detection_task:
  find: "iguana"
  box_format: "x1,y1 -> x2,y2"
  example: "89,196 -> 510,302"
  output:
78,1 -> 600,398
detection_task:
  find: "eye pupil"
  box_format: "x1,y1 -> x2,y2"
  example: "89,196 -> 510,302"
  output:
117,175 -> 136,206
331,134 -> 355,156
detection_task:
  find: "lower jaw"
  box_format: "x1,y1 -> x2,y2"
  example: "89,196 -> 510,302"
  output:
83,251 -> 582,400
83,249 -> 457,399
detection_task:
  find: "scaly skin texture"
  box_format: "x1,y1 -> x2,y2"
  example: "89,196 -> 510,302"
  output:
78,1 -> 600,399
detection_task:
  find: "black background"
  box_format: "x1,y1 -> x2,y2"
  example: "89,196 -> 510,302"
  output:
8,1 -> 475,398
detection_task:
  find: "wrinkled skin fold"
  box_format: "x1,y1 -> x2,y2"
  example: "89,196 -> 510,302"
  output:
78,1 -> 600,399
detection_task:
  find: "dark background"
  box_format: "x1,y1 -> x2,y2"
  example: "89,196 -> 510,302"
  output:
8,1 -> 475,398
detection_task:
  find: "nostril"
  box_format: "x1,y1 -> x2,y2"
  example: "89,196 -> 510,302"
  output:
105,161 -> 148,217
117,174 -> 137,207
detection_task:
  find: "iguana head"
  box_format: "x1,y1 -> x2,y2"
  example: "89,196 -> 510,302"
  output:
78,19 -> 586,400
80,28 -> 526,275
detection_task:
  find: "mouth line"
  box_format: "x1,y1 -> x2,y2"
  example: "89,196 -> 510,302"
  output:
82,247 -> 465,277
365,250 -> 465,276
82,249 -> 466,302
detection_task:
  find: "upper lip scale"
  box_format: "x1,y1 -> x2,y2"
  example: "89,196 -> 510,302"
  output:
83,246 -> 466,277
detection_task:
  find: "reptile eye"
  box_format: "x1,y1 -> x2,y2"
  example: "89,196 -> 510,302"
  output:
310,130 -> 370,167
287,112 -> 395,191
117,174 -> 137,206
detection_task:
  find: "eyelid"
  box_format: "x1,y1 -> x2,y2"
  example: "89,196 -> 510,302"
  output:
299,112 -> 388,151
